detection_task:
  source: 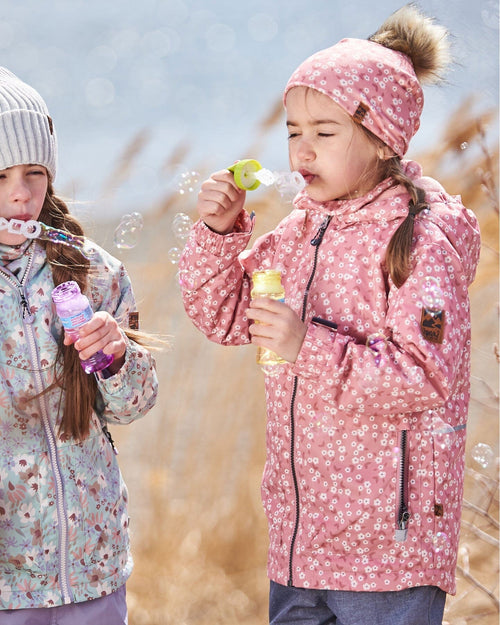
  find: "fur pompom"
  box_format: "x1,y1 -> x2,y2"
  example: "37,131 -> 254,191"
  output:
369,3 -> 451,84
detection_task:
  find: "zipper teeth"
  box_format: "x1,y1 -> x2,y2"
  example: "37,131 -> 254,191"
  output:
288,215 -> 331,586
288,377 -> 300,586
0,252 -> 72,603
398,430 -> 408,526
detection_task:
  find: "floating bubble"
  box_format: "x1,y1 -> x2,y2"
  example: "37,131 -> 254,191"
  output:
274,171 -> 305,198
177,269 -> 195,291
406,364 -> 424,385
113,212 -> 144,250
254,169 -> 305,200
176,170 -> 200,195
425,412 -> 454,450
457,544 -> 470,574
172,212 -> 193,242
460,142 -> 469,151
167,247 -> 182,264
471,442 -> 495,469
420,276 -> 445,312
481,1 -> 499,29
123,211 -> 144,228
431,531 -> 449,553
366,332 -> 388,367
391,446 -> 400,470
260,364 -> 284,378
254,168 -> 276,186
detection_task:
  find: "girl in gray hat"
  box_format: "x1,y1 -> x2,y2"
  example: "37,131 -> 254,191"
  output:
0,68 -> 158,624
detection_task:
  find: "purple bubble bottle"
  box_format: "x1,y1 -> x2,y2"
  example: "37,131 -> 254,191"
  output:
51,280 -> 114,374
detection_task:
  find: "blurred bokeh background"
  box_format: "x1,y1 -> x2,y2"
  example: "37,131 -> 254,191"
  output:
2,1 -> 498,623
0,0 -> 497,219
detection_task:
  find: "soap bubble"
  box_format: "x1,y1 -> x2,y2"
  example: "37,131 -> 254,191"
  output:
366,332 -> 388,367
424,411 -> 454,450
176,170 -> 200,195
471,442 -> 495,469
420,276 -> 445,312
431,531 -> 449,553
168,247 -> 182,264
255,168 -> 276,186
172,212 -> 193,242
391,446 -> 400,469
457,544 -> 470,574
254,169 -> 305,201
177,269 -> 195,291
481,1 -> 499,29
114,212 -> 144,249
274,171 -> 305,200
261,364 -> 284,378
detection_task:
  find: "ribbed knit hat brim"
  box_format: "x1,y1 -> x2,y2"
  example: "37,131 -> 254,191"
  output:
0,68 -> 57,180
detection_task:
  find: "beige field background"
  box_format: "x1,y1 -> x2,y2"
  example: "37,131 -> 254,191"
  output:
85,97 -> 499,624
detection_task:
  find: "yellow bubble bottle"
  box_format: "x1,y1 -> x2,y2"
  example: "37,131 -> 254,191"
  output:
251,269 -> 287,374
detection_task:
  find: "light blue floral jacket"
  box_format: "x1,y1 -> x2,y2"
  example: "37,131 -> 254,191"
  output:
0,239 -> 158,609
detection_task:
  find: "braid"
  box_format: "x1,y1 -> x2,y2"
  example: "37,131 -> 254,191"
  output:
384,157 -> 428,287
40,182 -> 97,441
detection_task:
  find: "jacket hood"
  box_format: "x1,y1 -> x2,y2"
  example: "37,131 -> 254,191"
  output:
293,159 -> 481,286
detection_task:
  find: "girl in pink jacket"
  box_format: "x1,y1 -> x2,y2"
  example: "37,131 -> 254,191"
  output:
179,6 -> 480,624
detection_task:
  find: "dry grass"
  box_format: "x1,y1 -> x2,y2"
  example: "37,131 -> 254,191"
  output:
88,99 -> 499,624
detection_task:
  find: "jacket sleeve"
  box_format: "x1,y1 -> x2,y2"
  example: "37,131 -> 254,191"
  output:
291,217 -> 479,418
91,254 -> 158,424
179,211 -> 256,345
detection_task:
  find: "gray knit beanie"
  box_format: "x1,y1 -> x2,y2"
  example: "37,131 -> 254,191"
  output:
0,67 -> 57,180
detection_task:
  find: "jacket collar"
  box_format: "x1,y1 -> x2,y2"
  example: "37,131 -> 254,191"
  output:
292,160 -> 424,227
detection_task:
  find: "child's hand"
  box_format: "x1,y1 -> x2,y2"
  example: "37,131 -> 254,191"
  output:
247,299 -> 307,364
197,169 -> 247,234
65,312 -> 127,373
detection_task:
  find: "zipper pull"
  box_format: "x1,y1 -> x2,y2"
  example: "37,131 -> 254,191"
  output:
395,509 -> 410,542
102,424 -> 119,455
311,215 -> 332,246
19,287 -> 35,323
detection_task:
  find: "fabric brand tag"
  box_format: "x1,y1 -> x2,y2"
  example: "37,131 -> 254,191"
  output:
128,311 -> 139,330
420,308 -> 445,344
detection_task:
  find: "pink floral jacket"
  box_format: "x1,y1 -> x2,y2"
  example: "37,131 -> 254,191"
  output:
180,160 -> 480,594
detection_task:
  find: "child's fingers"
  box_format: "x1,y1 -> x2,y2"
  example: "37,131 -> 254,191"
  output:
73,312 -> 126,360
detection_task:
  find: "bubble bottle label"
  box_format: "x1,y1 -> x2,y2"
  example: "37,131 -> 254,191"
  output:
51,280 -> 114,374
250,269 -> 287,374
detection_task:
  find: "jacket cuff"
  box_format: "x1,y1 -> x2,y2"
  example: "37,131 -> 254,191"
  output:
94,346 -> 131,393
292,319 -> 348,378
192,210 -> 253,257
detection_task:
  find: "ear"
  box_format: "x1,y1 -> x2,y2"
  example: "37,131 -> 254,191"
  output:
377,144 -> 395,161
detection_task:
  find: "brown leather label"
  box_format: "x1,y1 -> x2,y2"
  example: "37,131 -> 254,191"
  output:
353,102 -> 368,123
420,308 -> 444,344
128,311 -> 139,330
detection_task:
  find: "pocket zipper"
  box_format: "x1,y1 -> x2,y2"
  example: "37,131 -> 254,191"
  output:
395,430 -> 410,541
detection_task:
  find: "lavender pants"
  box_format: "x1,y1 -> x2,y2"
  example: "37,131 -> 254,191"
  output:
0,585 -> 127,625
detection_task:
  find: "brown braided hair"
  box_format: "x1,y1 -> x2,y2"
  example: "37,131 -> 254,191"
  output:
355,124 -> 428,288
383,157 -> 428,287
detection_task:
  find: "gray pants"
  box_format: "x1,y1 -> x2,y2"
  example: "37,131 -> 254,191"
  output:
269,581 -> 446,625
0,585 -> 127,625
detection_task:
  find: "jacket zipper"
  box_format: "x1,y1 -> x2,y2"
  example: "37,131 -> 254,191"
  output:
395,430 -> 410,541
288,215 -> 332,586
0,252 -> 73,603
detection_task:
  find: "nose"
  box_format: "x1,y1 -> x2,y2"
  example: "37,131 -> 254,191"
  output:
295,136 -> 315,162
9,177 -> 31,203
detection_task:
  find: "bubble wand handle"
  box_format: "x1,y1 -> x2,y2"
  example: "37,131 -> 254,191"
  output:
0,218 -> 93,259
